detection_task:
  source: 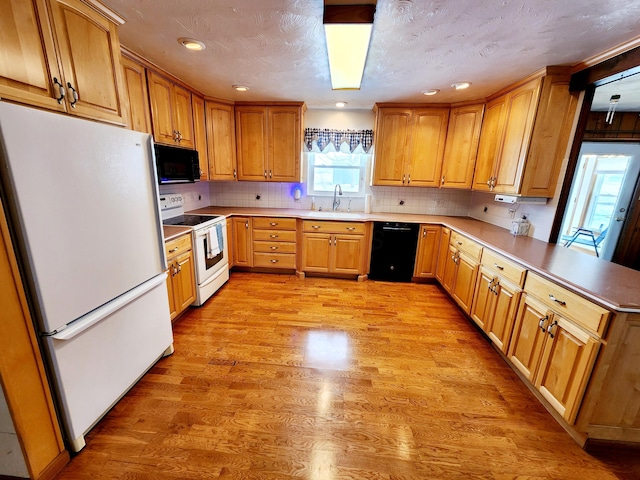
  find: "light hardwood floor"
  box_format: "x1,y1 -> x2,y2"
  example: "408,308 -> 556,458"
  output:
53,273 -> 638,479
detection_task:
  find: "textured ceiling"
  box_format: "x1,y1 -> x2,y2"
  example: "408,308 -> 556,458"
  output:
102,0 -> 640,109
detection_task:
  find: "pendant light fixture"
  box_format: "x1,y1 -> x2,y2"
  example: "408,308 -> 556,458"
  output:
605,94 -> 621,124
323,2 -> 376,90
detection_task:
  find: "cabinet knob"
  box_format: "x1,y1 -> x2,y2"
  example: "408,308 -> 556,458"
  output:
346,227 -> 356,231
270,222 -> 278,226
270,259 -> 278,264
312,225 -> 321,229
270,234 -> 278,238
270,246 -> 278,250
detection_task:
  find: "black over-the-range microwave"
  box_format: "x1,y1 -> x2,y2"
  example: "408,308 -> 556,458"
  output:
154,144 -> 200,184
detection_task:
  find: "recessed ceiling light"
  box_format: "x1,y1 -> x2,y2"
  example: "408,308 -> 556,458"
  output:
451,82 -> 471,90
232,85 -> 249,92
422,89 -> 440,96
335,101 -> 347,108
178,38 -> 205,51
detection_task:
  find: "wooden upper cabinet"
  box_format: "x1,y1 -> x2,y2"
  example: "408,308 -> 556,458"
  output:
235,103 -> 304,182
473,67 -> 579,197
236,106 -> 268,180
147,70 -> 194,148
49,0 -> 126,124
192,95 -> 208,180
0,0 -> 64,112
0,0 -> 127,125
372,105 -> 449,187
372,108 -> 412,185
120,54 -> 152,134
268,106 -> 301,181
206,100 -> 237,181
441,103 -> 485,189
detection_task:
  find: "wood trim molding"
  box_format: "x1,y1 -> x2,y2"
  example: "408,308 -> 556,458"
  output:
0,199 -> 69,479
570,45 -> 640,91
571,34 -> 640,74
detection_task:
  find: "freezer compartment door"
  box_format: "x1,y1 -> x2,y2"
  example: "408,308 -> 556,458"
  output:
44,274 -> 172,451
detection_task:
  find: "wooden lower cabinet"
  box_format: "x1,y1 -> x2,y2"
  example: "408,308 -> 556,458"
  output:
435,227 -> 451,284
508,293 -> 600,423
165,233 -> 196,320
301,221 -> 367,276
470,266 -> 521,353
252,217 -> 297,269
450,250 -> 479,314
413,225 -> 440,278
231,217 -> 252,267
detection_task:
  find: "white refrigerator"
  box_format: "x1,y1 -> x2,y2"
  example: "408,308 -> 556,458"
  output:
0,103 -> 174,452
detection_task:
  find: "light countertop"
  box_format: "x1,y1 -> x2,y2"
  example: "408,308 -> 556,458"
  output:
188,207 -> 640,313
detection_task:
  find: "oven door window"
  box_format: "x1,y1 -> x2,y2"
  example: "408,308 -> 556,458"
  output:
204,236 -> 224,270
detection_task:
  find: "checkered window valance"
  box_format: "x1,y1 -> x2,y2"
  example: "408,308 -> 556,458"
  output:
303,128 -> 373,154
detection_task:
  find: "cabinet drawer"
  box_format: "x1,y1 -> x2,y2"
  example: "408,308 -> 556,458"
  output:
302,220 -> 366,234
525,272 -> 610,337
253,252 -> 296,269
450,231 -> 482,261
253,217 -> 297,230
165,233 -> 192,258
253,241 -> 296,254
481,248 -> 527,287
252,229 -> 297,242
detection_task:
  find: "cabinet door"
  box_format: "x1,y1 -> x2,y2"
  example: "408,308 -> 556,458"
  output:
332,235 -> 364,274
236,106 -> 268,181
0,0 -> 65,112
535,315 -> 600,423
441,244 -> 457,294
120,55 -> 151,134
451,250 -> 478,314
174,250 -> 196,313
192,94 -> 208,180
493,79 -> 541,194
226,220 -> 234,268
206,101 -> 237,181
372,108 -> 412,186
486,278 -> 521,353
473,98 -> 506,191
407,108 -> 449,187
508,294 -> 550,382
49,0 -> 126,125
441,104 -> 484,189
147,71 -> 176,145
302,233 -> 332,273
414,225 -> 440,278
268,106 -> 301,182
165,267 -> 177,320
232,217 -> 252,266
172,84 -> 194,148
470,268 -> 495,331
435,227 -> 451,284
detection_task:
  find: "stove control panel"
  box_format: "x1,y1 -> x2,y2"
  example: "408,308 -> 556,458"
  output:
159,193 -> 184,211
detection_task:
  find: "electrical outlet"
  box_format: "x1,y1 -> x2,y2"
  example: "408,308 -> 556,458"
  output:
435,199 -> 445,207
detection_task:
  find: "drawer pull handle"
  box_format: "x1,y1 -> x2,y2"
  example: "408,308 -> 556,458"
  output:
346,227 -> 356,231
270,222 -> 278,226
548,294 -> 566,306
312,225 -> 321,229
539,315 -> 549,332
493,263 -> 504,270
270,234 -> 278,238
169,247 -> 179,253
270,246 -> 278,250
270,259 -> 278,263
457,241 -> 463,245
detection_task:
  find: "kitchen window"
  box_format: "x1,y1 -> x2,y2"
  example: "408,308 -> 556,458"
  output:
307,152 -> 368,196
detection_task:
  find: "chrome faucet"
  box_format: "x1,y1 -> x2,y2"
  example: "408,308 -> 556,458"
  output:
333,184 -> 342,211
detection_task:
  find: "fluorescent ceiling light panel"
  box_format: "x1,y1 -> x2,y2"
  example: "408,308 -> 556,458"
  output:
323,3 -> 376,91
324,23 -> 373,90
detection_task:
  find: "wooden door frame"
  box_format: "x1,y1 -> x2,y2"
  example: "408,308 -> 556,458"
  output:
549,46 -> 640,245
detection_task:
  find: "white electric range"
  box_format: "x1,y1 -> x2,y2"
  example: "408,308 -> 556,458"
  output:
160,194 -> 229,305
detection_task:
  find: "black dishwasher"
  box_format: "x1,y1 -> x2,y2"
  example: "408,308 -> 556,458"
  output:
369,222 -> 420,282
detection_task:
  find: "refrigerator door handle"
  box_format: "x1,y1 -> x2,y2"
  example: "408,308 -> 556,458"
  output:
49,273 -> 167,341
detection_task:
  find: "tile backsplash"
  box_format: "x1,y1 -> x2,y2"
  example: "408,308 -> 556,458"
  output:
207,181 -> 472,216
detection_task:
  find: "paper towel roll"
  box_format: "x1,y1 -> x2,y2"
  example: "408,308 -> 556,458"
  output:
365,194 -> 372,213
